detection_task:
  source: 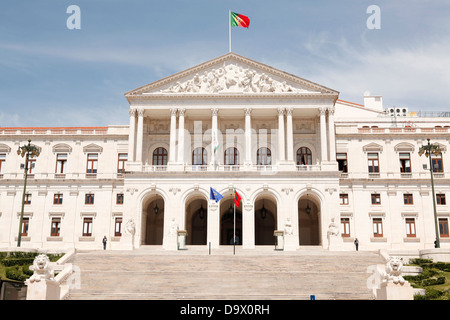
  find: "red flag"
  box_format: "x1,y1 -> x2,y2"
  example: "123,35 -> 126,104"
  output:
234,189 -> 241,207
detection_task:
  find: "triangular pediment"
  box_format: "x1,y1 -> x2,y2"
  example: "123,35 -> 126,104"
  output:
125,52 -> 338,100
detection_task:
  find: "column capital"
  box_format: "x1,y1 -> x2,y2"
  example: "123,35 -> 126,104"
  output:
137,108 -> 145,117
129,108 -> 136,116
277,107 -> 285,115
327,107 -> 335,115
170,108 -> 178,115
211,108 -> 219,116
244,108 -> 252,115
285,107 -> 293,116
178,108 -> 186,116
319,107 -> 327,115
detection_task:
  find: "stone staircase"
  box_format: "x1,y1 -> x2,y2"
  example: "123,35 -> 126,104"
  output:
66,246 -> 384,300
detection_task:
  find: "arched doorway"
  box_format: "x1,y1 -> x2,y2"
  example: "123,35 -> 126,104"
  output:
142,194 -> 165,245
185,195 -> 208,245
298,194 -> 321,245
254,195 -> 277,245
220,197 -> 242,245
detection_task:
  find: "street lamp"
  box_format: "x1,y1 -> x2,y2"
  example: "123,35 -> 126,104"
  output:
16,139 -> 40,247
419,139 -> 441,248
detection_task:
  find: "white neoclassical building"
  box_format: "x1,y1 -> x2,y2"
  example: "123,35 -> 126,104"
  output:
0,52 -> 449,252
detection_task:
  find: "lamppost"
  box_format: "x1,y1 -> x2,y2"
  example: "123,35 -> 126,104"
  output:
16,139 -> 40,247
419,139 -> 441,248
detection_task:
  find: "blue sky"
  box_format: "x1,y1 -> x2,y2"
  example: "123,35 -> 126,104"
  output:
0,0 -> 449,127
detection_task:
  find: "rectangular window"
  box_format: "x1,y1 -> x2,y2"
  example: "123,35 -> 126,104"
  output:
86,153 -> 98,174
21,217 -> 30,236
437,194 -> 446,205
368,153 -> 379,173
53,193 -> 63,205
405,218 -> 416,237
431,154 -> 443,173
373,218 -> 383,237
115,217 -> 122,237
371,193 -> 381,205
116,193 -> 124,205
56,153 -> 68,174
339,194 -> 349,205
117,153 -> 127,173
82,217 -> 93,236
399,153 -> 411,173
403,193 -> 413,205
0,153 -> 5,175
341,218 -> 350,237
337,153 -> 348,173
51,218 -> 61,237
85,194 -> 94,205
28,159 -> 36,174
24,193 -> 32,205
439,218 -> 449,238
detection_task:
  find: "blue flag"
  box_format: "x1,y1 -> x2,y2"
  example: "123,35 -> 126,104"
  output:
210,187 -> 224,203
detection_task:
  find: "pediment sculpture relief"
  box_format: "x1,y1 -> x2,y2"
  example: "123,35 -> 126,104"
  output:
160,63 -> 305,94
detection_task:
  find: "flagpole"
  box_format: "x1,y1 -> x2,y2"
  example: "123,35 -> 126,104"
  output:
229,10 -> 232,52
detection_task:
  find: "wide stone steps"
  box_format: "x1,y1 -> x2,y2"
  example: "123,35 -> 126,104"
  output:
66,247 -> 384,300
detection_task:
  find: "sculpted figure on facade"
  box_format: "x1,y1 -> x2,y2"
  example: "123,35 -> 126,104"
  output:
327,218 -> 340,238
169,218 -> 178,236
125,218 -> 136,236
284,217 -> 293,235
161,63 -> 299,94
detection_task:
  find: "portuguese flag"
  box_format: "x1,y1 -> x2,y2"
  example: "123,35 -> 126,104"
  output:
234,189 -> 242,207
230,12 -> 250,28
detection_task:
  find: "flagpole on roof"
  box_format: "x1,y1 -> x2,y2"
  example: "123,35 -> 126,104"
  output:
229,10 -> 232,52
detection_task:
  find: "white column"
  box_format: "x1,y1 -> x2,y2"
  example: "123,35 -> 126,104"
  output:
177,108 -> 185,163
277,107 -> 285,162
319,107 -> 328,162
244,108 -> 252,165
128,108 -> 136,162
286,107 -> 294,162
135,108 -> 144,163
210,108 -> 218,166
327,107 -> 336,161
169,108 -> 177,163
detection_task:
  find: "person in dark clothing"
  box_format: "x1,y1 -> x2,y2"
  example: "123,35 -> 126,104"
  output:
354,238 -> 359,251
102,236 -> 107,250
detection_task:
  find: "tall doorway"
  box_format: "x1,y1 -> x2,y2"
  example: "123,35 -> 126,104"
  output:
142,194 -> 165,245
220,198 -> 242,245
298,194 -> 321,245
254,195 -> 277,245
185,196 -> 208,245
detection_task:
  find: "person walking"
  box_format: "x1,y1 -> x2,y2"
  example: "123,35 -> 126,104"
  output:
102,236 -> 107,250
354,238 -> 359,251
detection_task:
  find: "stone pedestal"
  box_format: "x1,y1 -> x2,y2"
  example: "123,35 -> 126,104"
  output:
327,235 -> 345,251
376,281 -> 414,300
284,234 -> 297,251
177,230 -> 188,250
163,234 -> 178,250
26,279 -> 61,300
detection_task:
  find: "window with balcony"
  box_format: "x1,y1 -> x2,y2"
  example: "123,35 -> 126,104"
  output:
367,153 -> 379,173
86,153 -> 98,174
257,147 -> 272,166
399,153 -> 411,173
432,153 -> 444,173
337,153 -> 348,173
192,147 -> 207,165
56,153 -> 68,174
296,147 -> 312,165
224,147 -> 239,166
152,147 -> 168,166
117,153 -> 127,173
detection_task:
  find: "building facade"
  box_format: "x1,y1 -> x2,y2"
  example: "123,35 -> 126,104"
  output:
0,53 -> 449,251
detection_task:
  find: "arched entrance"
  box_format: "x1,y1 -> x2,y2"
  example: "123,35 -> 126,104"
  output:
185,195 -> 208,245
254,195 -> 277,245
142,194 -> 165,245
298,194 -> 321,245
220,198 -> 242,245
